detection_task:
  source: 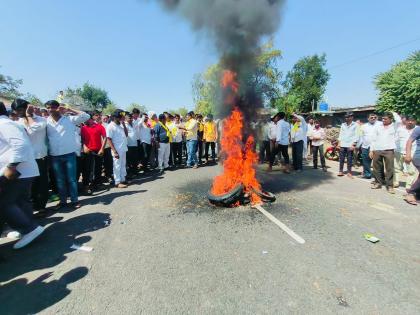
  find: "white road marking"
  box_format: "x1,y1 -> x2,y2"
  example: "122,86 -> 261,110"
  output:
253,204 -> 306,244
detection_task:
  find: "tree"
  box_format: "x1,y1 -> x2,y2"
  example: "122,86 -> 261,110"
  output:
126,102 -> 148,114
0,67 -> 23,99
102,101 -> 118,115
24,93 -> 43,106
167,107 -> 189,117
374,51 -> 420,119
64,82 -> 111,110
281,54 -> 330,113
192,41 -> 282,116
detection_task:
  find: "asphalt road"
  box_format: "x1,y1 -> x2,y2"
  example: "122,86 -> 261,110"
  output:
1,161 -> 419,314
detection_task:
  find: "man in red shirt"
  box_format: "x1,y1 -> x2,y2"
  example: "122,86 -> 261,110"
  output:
81,111 -> 107,194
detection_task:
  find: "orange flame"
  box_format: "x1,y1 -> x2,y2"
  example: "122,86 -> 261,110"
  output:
211,70 -> 262,205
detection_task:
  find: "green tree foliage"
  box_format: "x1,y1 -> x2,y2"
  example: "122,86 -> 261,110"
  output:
374,51 -> 420,119
280,54 -> 330,113
64,82 -> 111,110
0,68 -> 23,99
102,101 -> 118,115
25,93 -> 43,106
167,107 -> 189,117
192,41 -> 282,116
126,102 -> 148,114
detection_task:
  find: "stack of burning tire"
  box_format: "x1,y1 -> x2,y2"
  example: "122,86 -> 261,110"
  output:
208,184 -> 276,207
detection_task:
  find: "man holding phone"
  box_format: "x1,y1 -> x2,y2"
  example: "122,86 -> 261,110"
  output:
0,102 -> 45,249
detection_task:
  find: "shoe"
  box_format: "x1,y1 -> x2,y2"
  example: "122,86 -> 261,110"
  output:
70,202 -> 82,209
13,226 -> 45,249
393,183 -> 400,188
48,194 -> 60,203
116,183 -> 128,188
337,172 -> 344,177
193,165 -> 198,169
52,203 -> 67,211
404,194 -> 418,206
34,209 -> 49,218
387,187 -> 396,194
313,166 -> 318,169
371,183 -> 382,189
7,231 -> 21,240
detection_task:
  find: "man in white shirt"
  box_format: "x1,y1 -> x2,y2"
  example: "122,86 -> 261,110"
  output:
290,113 -> 307,172
358,113 -> 380,179
258,118 -> 271,164
308,120 -> 327,171
171,114 -> 184,167
45,100 -> 89,209
338,112 -> 358,177
267,112 -> 291,173
107,110 -> 129,188
369,112 -> 397,193
13,99 -> 49,214
306,117 -> 315,158
139,113 -> 152,172
0,102 -> 45,249
126,113 -> 139,177
394,115 -> 417,189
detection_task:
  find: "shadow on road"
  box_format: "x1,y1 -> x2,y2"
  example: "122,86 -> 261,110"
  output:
256,165 -> 335,194
78,190 -> 147,207
0,267 -> 88,315
0,212 -> 110,314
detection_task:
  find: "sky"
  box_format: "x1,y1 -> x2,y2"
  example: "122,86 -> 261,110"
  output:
0,0 -> 419,112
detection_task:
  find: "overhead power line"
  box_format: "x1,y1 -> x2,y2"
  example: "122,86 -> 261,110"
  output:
329,36 -> 420,70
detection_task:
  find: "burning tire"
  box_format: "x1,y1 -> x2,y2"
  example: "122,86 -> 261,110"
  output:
207,184 -> 244,207
250,187 -> 276,202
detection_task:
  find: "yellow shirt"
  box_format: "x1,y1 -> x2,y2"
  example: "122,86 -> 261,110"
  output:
204,121 -> 218,142
185,118 -> 198,140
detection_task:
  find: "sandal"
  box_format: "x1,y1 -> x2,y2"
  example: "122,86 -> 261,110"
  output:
371,183 -> 382,189
404,194 -> 418,206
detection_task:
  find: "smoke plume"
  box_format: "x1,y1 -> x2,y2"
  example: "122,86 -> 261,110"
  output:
157,0 -> 285,117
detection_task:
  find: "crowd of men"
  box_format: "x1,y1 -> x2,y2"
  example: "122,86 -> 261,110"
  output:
261,111 -> 420,205
1,96 -> 419,250
0,98 -> 218,249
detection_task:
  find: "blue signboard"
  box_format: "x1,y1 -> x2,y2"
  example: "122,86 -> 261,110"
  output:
319,103 -> 329,112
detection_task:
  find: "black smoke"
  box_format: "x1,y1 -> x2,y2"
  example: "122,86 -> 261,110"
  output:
156,0 -> 285,119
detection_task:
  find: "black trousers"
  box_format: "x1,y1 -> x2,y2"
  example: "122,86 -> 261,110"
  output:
292,140 -> 304,170
104,148 -> 113,179
339,147 -> 353,172
270,144 -> 289,167
259,140 -> 270,163
0,178 -> 37,234
47,156 -> 58,194
198,140 -> 204,162
205,142 -> 216,161
32,158 -> 49,210
372,150 -> 395,187
82,152 -> 103,186
127,146 -> 139,173
171,142 -> 183,165
312,145 -> 326,168
141,142 -> 152,169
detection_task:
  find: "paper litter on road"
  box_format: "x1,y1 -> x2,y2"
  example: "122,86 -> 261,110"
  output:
71,244 -> 93,252
262,251 -> 268,255
364,234 -> 380,243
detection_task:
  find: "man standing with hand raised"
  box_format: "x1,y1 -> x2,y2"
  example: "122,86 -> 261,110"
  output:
45,100 -> 89,209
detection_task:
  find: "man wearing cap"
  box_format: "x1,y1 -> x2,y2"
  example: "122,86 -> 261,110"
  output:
106,110 -> 129,188
338,112 -> 359,177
